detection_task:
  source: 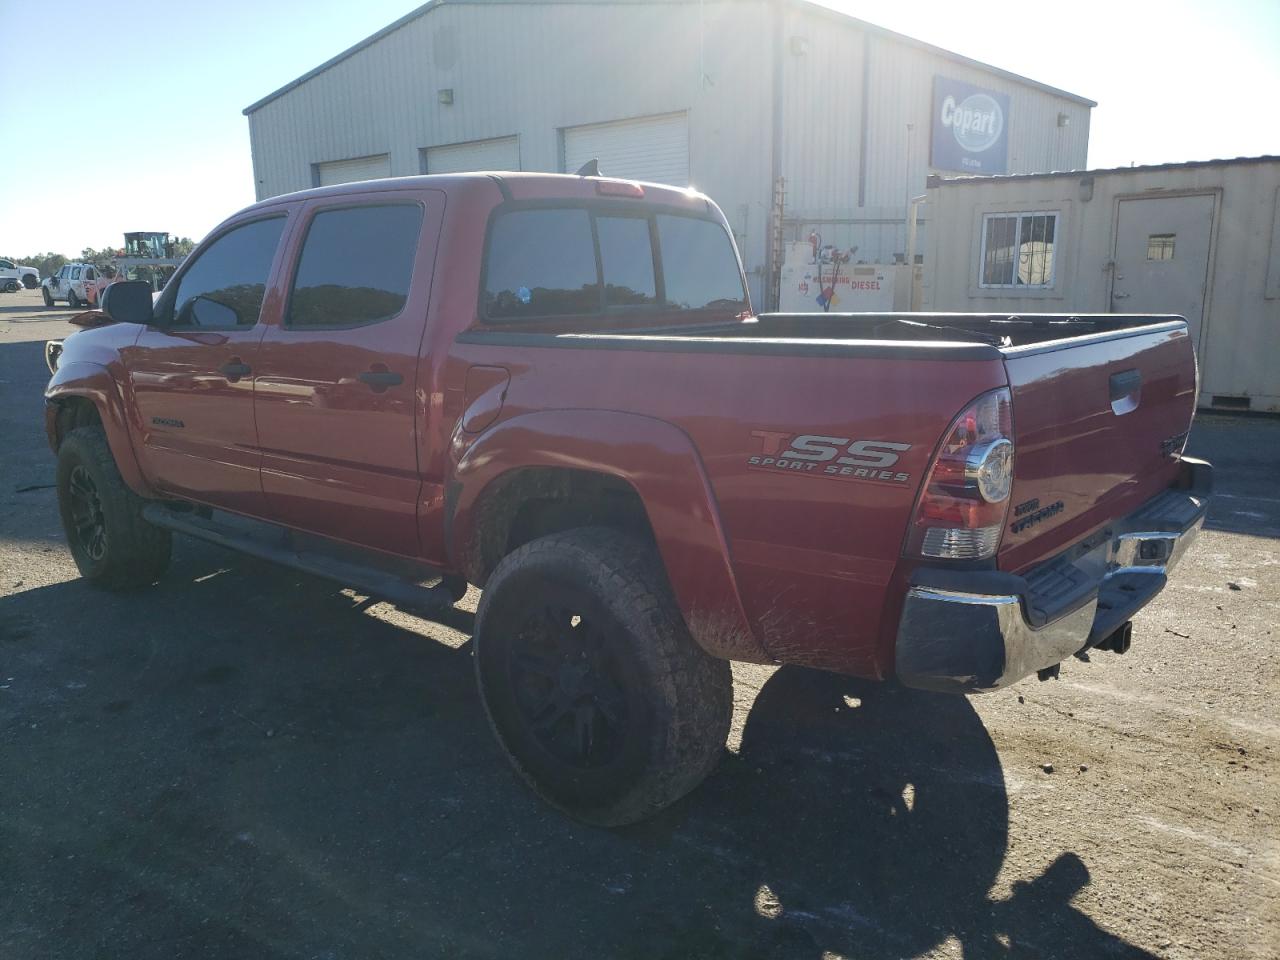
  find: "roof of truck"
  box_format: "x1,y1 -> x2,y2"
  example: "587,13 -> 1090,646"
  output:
242,170 -> 711,212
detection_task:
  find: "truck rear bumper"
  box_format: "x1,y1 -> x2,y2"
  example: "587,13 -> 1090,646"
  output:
895,457 -> 1211,694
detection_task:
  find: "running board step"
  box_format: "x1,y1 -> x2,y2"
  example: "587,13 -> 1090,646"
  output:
141,505 -> 460,614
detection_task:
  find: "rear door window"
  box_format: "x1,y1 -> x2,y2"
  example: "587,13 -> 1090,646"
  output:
166,216 -> 286,329
655,215 -> 746,312
484,209 -> 599,319
287,204 -> 423,328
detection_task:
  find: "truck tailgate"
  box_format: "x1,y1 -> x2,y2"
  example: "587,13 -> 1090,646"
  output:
999,321 -> 1198,574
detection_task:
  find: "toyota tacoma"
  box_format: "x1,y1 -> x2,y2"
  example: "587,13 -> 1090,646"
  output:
42,172 -> 1210,825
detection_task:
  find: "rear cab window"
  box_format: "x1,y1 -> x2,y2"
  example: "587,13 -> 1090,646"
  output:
482,201 -> 746,326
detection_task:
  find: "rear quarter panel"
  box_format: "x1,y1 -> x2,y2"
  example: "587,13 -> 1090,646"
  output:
447,338 -> 1007,677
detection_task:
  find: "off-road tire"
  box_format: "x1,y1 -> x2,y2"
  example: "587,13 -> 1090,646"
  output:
23,275 -> 37,289
2,279 -> 16,293
56,426 -> 171,588
42,286 -> 54,307
474,527 -> 733,826
67,288 -> 80,308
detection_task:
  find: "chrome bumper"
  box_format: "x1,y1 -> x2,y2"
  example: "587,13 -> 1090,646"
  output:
895,459 -> 1211,693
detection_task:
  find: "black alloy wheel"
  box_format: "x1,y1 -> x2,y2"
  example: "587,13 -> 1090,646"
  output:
507,602 -> 630,770
66,464 -> 108,561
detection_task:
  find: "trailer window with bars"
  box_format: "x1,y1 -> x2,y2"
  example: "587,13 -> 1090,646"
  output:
978,212 -> 1058,288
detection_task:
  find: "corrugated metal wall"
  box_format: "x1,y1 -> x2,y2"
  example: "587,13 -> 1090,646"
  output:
778,3 -> 1091,264
247,1 -> 775,299
246,0 -> 1092,297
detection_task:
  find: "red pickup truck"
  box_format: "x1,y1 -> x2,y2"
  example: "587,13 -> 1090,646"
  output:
43,172 -> 1210,825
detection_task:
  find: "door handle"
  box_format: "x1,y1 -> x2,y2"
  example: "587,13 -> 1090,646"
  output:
220,359 -> 252,381
1112,292 -> 1131,300
357,369 -> 403,391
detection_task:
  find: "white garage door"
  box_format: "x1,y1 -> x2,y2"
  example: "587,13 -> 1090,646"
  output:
315,154 -> 391,187
562,112 -> 689,186
424,136 -> 520,174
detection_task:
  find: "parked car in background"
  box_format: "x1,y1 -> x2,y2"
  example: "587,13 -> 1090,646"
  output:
0,258 -> 39,291
42,263 -> 108,308
41,172 -> 1211,826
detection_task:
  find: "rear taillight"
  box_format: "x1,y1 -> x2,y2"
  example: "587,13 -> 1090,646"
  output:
906,387 -> 1014,561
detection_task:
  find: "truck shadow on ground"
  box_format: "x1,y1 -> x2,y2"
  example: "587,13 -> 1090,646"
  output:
676,668 -> 1158,959
0,541 -> 1156,960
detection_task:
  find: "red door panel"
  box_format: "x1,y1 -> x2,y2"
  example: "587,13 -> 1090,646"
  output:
127,327 -> 267,512
121,212 -> 294,514
253,191 -> 444,558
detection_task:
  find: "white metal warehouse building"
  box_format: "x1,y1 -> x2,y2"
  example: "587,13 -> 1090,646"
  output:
243,0 -> 1094,306
922,156 -> 1280,413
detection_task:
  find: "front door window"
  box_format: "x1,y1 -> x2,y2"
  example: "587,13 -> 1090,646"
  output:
161,217 -> 286,329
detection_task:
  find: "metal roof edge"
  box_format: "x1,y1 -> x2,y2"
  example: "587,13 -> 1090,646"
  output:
243,0 -> 445,115
243,0 -> 1097,117
928,154 -> 1280,187
791,0 -> 1096,107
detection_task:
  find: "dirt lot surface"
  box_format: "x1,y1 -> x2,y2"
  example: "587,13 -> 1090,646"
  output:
2,285 -> 1277,959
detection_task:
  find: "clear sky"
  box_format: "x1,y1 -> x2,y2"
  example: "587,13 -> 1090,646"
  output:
1,0 -> 1276,258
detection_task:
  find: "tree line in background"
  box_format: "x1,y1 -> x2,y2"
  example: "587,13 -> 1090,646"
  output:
4,239 -> 197,280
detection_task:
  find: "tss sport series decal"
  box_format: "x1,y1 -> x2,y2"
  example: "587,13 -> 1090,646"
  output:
748,431 -> 912,484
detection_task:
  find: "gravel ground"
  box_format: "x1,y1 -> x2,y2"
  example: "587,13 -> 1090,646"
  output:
1,286 -> 1276,959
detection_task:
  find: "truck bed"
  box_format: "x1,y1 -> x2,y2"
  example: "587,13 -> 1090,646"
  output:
464,313 -> 1185,358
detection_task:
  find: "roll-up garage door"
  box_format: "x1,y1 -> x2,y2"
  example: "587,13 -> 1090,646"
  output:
424,136 -> 520,174
562,112 -> 689,186
314,154 -> 391,187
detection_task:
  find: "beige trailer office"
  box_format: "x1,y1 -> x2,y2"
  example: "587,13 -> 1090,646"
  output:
922,156 -> 1280,412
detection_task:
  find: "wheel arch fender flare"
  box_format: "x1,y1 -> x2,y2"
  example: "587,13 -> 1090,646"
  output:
448,409 -> 769,663
45,361 -> 152,497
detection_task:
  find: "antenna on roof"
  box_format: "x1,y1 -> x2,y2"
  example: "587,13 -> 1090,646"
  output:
575,158 -> 601,177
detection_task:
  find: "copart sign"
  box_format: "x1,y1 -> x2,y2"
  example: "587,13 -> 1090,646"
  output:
931,76 -> 1010,174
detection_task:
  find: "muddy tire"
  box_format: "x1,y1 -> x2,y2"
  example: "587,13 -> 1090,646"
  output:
67,288 -> 80,309
42,286 -> 54,307
23,274 -> 37,289
474,527 -> 733,826
56,427 -> 171,588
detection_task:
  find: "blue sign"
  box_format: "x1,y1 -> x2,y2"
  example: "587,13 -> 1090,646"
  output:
931,76 -> 1010,174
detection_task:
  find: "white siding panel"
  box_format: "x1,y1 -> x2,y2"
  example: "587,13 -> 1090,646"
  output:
315,154 -> 391,186
424,135 -> 520,173
562,113 -> 689,186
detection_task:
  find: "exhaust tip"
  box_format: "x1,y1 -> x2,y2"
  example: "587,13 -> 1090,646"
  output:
1095,621 -> 1133,655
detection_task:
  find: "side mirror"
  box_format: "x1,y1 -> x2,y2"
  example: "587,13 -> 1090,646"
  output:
100,280 -> 154,325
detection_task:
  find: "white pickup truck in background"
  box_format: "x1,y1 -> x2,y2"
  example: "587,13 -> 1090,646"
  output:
0,258 -> 40,291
